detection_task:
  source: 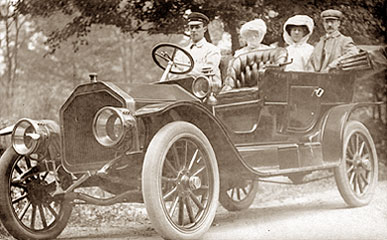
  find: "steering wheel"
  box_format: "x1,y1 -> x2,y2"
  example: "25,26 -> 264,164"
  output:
152,43 -> 194,75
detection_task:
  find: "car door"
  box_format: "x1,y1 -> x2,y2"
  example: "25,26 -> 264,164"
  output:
214,87 -> 263,144
261,71 -> 323,133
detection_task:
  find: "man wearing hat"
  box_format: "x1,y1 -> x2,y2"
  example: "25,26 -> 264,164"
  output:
306,9 -> 359,72
174,12 -> 221,88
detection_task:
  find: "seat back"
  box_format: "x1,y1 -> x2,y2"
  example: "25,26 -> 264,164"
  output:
219,55 -> 233,81
225,48 -> 288,88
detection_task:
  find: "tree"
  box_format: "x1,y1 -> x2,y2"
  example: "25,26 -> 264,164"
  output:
0,7 -> 185,121
0,0 -> 31,98
15,0 -> 386,54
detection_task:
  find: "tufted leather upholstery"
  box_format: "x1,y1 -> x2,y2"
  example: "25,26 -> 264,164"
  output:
224,48 -> 288,89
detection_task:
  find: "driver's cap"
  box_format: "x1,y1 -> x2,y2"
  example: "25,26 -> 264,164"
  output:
188,12 -> 209,25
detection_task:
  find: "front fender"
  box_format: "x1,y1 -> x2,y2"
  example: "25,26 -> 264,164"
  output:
135,101 -> 256,178
321,103 -> 374,164
0,125 -> 13,156
0,125 -> 14,136
134,102 -> 178,117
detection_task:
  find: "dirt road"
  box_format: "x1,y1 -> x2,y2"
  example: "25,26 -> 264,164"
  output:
57,179 -> 387,240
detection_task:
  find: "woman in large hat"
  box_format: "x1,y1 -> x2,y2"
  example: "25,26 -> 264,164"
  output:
234,19 -> 271,57
283,15 -> 314,71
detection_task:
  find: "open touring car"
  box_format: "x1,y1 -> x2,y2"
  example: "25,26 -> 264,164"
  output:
0,43 -> 383,240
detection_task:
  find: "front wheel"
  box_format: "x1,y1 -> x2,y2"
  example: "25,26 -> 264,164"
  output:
0,147 -> 72,240
334,121 -> 378,207
142,121 -> 219,240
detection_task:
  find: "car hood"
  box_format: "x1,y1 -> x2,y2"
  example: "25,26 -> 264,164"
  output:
116,82 -> 198,105
61,81 -> 199,116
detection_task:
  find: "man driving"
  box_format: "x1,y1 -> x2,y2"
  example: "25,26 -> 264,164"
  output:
173,12 -> 222,89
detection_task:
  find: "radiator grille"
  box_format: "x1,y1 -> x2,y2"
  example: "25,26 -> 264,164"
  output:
61,90 -> 125,172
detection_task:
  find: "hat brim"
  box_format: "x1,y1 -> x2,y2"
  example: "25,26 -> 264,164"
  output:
188,21 -> 204,25
323,16 -> 340,20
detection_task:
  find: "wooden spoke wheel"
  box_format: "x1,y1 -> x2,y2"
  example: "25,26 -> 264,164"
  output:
334,121 -> 378,207
219,178 -> 258,211
142,121 -> 219,240
0,147 -> 72,240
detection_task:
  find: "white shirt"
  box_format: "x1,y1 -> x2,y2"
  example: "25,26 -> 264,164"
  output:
285,43 -> 314,71
282,15 -> 315,71
173,38 -> 221,87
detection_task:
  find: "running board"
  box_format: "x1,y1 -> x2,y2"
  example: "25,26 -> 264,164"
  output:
236,142 -> 336,177
252,163 -> 338,177
236,142 -> 320,151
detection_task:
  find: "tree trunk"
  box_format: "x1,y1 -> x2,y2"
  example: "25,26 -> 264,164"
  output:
1,2 -> 25,98
129,37 -> 134,83
71,53 -> 78,87
11,16 -> 20,98
4,10 -> 13,98
223,20 -> 240,55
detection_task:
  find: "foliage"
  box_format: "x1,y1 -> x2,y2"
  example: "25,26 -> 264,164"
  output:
14,0 -> 386,54
0,2 -> 386,238
0,16 -> 183,124
0,0 -> 31,98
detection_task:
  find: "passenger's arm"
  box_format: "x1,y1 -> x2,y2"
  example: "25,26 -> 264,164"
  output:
328,37 -> 359,70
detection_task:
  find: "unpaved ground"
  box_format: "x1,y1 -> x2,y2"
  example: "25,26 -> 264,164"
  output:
56,178 -> 387,240
1,177 -> 386,240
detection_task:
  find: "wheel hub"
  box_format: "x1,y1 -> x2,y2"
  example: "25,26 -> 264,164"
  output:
26,176 -> 49,205
177,171 -> 201,193
361,159 -> 371,171
179,174 -> 190,186
353,154 -> 371,171
189,176 -> 201,190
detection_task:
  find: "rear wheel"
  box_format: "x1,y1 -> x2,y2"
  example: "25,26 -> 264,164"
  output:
0,147 -> 72,240
219,178 -> 258,211
142,121 -> 219,240
334,121 -> 378,207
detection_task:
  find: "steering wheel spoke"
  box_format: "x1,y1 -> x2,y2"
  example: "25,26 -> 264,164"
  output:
171,48 -> 178,59
173,61 -> 193,68
155,52 -> 173,62
152,43 -> 194,75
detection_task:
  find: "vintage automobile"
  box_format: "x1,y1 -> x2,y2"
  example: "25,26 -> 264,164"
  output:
0,43 -> 381,240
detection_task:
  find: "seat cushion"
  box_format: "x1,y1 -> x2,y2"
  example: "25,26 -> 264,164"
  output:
225,48 -> 288,88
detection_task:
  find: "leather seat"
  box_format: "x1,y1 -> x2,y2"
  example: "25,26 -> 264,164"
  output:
224,48 -> 288,88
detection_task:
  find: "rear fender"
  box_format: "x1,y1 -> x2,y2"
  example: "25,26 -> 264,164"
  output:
320,103 -> 373,164
135,101 -> 255,178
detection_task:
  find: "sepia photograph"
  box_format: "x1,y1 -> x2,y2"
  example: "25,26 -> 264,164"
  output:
0,0 -> 386,239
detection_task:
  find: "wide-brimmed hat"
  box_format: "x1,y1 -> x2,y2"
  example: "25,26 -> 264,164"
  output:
284,15 -> 314,35
283,15 -> 314,45
239,19 -> 267,44
240,19 -> 267,36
